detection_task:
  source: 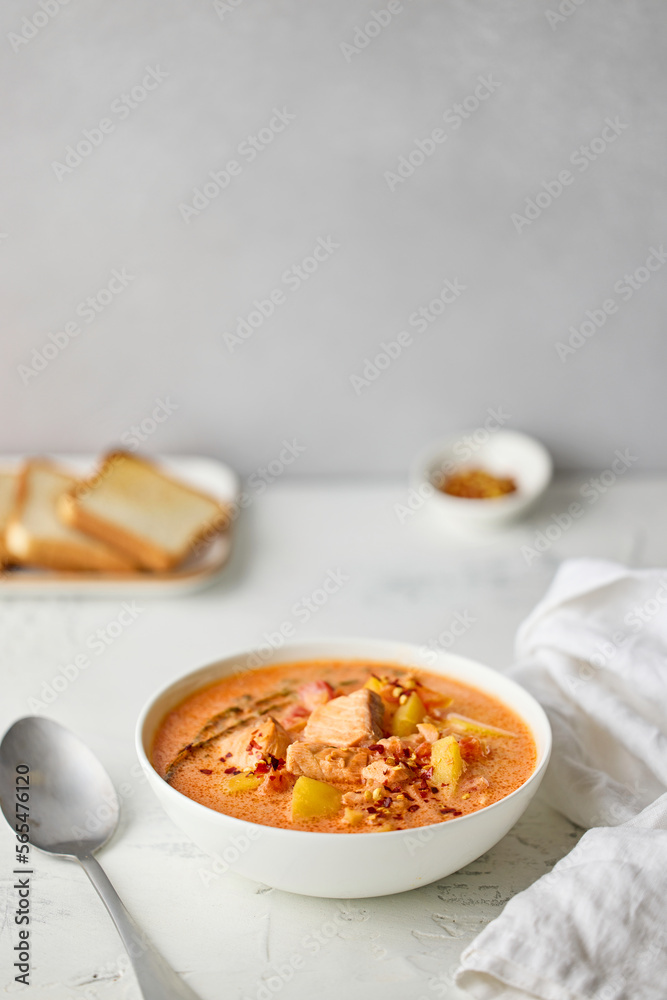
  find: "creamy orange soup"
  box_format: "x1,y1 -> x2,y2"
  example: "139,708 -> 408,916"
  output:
152,660 -> 536,833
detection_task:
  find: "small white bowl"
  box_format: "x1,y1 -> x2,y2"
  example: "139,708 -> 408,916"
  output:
411,430 -> 553,532
136,638 -> 551,898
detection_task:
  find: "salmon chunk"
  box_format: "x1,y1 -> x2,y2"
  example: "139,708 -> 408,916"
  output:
361,758 -> 412,788
221,716 -> 292,769
297,680 -> 334,711
376,736 -> 407,756
303,688 -> 384,747
286,743 -> 369,783
416,722 -> 440,743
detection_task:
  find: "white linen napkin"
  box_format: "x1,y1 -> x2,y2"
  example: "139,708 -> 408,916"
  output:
455,558 -> 667,1000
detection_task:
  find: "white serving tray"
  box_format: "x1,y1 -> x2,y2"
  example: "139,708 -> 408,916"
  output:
0,454 -> 240,596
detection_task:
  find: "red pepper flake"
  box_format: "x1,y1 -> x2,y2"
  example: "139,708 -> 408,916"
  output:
224,766 -> 240,775
418,789 -> 429,799
368,744 -> 385,754
382,797 -> 393,809
254,762 -> 270,774
430,786 -> 439,794
199,768 -> 213,774
225,752 -> 233,758
422,767 -> 434,779
440,807 -> 462,816
246,739 -> 260,751
270,756 -> 285,771
403,791 -> 414,801
407,804 -> 420,812
366,806 -> 377,814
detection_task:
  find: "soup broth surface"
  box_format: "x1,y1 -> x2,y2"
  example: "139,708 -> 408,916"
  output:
152,659 -> 536,833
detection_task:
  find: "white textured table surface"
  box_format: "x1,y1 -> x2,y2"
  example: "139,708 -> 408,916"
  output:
1,475 -> 664,999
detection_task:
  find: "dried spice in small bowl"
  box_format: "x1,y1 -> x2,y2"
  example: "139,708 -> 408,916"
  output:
436,468 -> 517,500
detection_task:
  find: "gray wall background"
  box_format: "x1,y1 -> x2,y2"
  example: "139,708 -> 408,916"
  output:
2,0 -> 665,476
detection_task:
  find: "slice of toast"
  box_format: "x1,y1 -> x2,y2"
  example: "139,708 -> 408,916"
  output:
58,451 -> 231,572
0,471 -> 18,566
6,461 -> 137,572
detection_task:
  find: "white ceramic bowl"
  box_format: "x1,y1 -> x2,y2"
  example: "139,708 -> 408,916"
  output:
136,638 -> 551,898
411,430 -> 553,531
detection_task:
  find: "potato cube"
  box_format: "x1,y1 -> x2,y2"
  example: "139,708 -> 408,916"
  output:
391,692 -> 426,737
291,775 -> 342,819
364,676 -> 384,695
431,735 -> 465,792
226,773 -> 262,793
343,807 -> 364,826
446,713 -> 515,738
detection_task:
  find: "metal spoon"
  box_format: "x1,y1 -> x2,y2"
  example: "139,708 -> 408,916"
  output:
0,717 -> 201,1000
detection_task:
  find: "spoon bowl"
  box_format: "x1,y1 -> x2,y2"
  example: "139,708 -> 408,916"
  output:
0,717 -> 118,856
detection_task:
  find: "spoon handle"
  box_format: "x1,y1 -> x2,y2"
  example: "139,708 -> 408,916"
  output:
79,854 -> 202,1000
